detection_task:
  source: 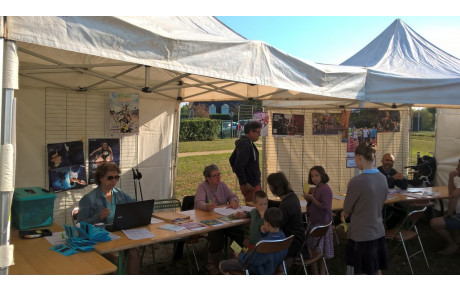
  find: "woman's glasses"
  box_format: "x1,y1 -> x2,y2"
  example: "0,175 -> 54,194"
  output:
106,175 -> 120,181
210,173 -> 221,178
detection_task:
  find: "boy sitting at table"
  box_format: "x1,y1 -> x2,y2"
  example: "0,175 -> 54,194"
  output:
235,190 -> 268,251
218,207 -> 288,275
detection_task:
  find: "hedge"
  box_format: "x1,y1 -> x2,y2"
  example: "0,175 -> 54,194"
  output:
179,119 -> 221,141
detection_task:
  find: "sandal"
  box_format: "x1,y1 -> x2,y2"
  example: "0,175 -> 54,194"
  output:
205,263 -> 220,275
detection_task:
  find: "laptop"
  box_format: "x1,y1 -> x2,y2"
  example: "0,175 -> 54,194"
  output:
105,199 -> 155,232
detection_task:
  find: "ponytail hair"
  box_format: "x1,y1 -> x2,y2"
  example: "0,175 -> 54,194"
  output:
354,142 -> 376,162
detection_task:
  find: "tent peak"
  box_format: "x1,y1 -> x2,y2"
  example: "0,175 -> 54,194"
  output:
341,18 -> 460,78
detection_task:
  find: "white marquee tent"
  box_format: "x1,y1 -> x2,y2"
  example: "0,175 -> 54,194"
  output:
340,19 -> 460,188
0,16 -> 369,273
2,17 -> 460,273
262,19 -> 460,205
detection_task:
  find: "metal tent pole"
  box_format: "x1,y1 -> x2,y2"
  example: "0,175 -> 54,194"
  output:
0,36 -> 18,275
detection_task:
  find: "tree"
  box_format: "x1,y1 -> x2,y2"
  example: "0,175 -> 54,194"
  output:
412,108 -> 435,131
191,103 -> 210,118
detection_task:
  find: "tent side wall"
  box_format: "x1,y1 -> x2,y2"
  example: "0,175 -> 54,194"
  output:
435,108 -> 460,211
15,85 -> 177,226
263,108 -> 410,196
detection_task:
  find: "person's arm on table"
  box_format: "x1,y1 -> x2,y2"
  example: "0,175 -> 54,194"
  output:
221,182 -> 239,209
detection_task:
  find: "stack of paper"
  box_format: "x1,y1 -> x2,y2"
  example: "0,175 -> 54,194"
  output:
122,228 -> 155,240
181,222 -> 207,231
200,219 -> 224,227
158,224 -> 186,232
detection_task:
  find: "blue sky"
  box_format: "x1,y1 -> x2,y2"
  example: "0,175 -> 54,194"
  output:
216,16 -> 460,65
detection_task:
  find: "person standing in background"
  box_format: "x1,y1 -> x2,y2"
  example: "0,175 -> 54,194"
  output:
229,121 -> 262,203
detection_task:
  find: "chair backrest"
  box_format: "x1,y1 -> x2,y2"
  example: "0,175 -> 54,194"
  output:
153,198 -> 181,212
407,206 -> 427,224
390,206 -> 427,238
253,235 -> 294,254
309,221 -> 332,238
181,195 -> 195,211
244,235 -> 294,274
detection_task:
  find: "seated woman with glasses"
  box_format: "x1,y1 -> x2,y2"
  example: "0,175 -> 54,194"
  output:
77,162 -> 133,225
77,162 -> 139,274
194,164 -> 243,275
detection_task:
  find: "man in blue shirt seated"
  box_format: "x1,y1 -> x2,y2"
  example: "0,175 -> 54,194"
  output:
218,207 -> 288,275
378,153 -> 408,190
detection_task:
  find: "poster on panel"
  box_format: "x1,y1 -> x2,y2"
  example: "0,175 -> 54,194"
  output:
377,110 -> 400,132
312,113 -> 343,135
88,138 -> 120,185
346,109 -> 379,168
47,141 -> 86,192
253,112 -> 269,136
272,113 -> 305,137
110,92 -> 139,135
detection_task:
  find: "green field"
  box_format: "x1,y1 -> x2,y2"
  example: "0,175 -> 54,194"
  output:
179,139 -> 236,153
175,132 -> 435,200
410,131 -> 435,163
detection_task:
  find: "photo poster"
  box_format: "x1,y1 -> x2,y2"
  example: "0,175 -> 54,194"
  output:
346,108 -> 379,168
272,113 -> 305,137
340,110 -> 350,142
88,138 -> 120,185
109,92 -> 140,135
47,141 -> 86,192
312,113 -> 343,135
377,110 -> 400,132
253,111 -> 269,136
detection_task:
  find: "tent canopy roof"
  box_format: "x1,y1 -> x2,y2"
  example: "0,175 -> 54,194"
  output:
7,16 -> 366,103
340,19 -> 460,106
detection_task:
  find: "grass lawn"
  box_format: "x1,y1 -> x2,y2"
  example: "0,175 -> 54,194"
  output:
175,153 -> 241,200
410,131 -> 435,163
179,139 -> 236,153
175,132 -> 434,200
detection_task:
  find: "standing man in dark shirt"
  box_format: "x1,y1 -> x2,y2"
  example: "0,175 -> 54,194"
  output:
377,153 -> 408,190
230,121 -> 262,203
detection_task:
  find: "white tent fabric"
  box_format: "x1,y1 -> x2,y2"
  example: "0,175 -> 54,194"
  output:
8,16 -> 367,102
341,19 -> 460,106
265,19 -> 460,109
2,16 -> 370,229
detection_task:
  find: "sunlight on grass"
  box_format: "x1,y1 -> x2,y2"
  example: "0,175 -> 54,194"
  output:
175,153 -> 242,200
175,133 -> 434,201
179,139 -> 236,153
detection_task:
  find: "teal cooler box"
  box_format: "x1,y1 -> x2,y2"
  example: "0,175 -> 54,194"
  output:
12,187 -> 57,230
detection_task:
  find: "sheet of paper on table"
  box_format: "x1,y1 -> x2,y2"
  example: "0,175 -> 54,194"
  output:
122,228 -> 155,240
44,231 -> 66,245
150,217 -> 164,224
214,205 -> 254,216
158,224 -> 186,232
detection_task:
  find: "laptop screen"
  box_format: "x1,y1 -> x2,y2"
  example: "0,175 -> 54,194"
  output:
108,199 -> 155,231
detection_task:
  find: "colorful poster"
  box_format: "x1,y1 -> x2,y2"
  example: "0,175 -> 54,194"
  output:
340,110 -> 350,142
272,113 -> 305,137
110,92 -> 139,135
253,112 -> 269,136
377,110 -> 400,132
49,166 -> 87,192
88,138 -> 120,185
47,141 -> 86,192
346,108 -> 379,168
312,113 -> 343,135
